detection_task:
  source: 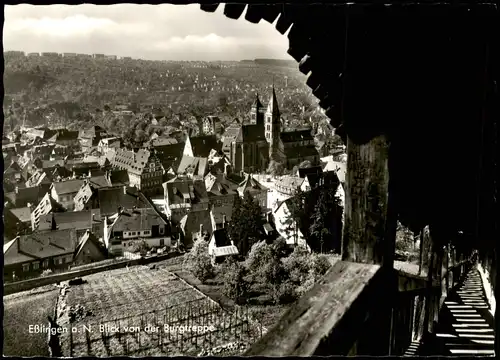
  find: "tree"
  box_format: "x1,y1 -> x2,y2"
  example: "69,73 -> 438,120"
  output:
227,195 -> 242,245
308,186 -> 343,253
130,240 -> 151,256
183,238 -> 215,283
267,160 -> 285,176
396,221 -> 415,252
220,259 -> 250,304
227,192 -> 263,256
283,188 -> 306,246
298,160 -> 312,169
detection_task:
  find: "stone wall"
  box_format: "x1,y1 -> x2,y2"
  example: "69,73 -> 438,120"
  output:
4,253 -> 180,296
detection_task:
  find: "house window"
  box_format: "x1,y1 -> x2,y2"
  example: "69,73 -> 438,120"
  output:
32,261 -> 40,270
22,263 -> 30,272
144,230 -> 150,235
132,232 -> 136,235
66,256 -> 73,263
159,226 -> 164,235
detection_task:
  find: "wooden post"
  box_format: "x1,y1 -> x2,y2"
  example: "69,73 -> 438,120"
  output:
342,134 -> 397,356
413,225 -> 431,342
342,134 -> 395,267
425,227 -> 446,335
419,226 -> 431,276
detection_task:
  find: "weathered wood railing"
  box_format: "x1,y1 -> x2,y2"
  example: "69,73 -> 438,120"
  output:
245,253 -> 477,356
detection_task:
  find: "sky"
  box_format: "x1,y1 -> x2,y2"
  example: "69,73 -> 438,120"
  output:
3,4 -> 293,61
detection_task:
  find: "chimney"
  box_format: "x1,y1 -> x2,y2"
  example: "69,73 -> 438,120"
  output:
222,214 -> 226,228
123,185 -> 127,195
230,240 -> 234,246
15,186 -> 19,194
200,224 -> 203,234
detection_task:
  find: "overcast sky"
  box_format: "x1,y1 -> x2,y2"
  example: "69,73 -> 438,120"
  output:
4,4 -> 292,61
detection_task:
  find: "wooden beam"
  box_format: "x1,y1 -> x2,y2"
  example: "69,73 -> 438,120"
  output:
342,134 -> 396,267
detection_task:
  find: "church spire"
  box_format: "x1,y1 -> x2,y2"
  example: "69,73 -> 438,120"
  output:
252,93 -> 263,109
266,84 -> 280,117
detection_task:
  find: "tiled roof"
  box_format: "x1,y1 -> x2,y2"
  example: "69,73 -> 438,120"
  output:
275,175 -> 305,189
111,208 -> 167,232
297,166 -> 323,178
87,175 -> 112,188
98,187 -> 151,216
222,124 -> 242,143
69,161 -> 100,170
179,209 -> 213,248
213,244 -> 239,257
204,173 -> 239,196
108,169 -> 130,186
238,174 -> 268,194
305,171 -> 340,190
8,207 -> 32,223
4,229 -> 78,265
280,129 -> 314,143
42,160 -> 65,169
25,170 -> 52,187
284,145 -> 319,159
242,124 -> 265,142
189,135 -> 220,157
38,209 -> 101,231
48,129 -> 79,142
211,205 -> 233,225
150,137 -> 178,146
52,179 -> 85,195
177,155 -> 208,177
322,159 -> 347,183
153,142 -> 185,168
165,176 -> 208,205
75,231 -> 105,259
4,161 -> 21,173
4,187 -> 41,207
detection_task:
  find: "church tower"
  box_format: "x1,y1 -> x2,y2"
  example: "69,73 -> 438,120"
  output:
249,93 -> 264,126
265,86 -> 281,157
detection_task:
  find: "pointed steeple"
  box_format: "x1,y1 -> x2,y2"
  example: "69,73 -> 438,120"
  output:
252,93 -> 263,109
266,85 -> 280,117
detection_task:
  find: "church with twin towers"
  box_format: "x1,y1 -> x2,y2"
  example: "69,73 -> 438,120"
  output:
221,86 -> 320,174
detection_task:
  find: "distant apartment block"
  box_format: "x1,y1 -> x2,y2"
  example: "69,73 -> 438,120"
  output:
27,52 -> 40,57
4,51 -> 25,57
41,52 -> 61,58
93,53 -> 106,59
